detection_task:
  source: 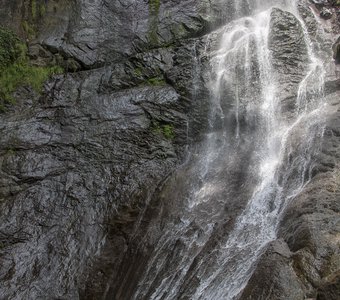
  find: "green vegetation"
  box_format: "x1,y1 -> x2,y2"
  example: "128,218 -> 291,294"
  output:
146,77 -> 165,86
134,67 -> 143,77
21,20 -> 36,39
22,0 -> 48,40
0,27 -> 21,69
162,124 -> 175,139
149,0 -> 161,12
0,63 -> 63,105
39,3 -> 46,17
152,121 -> 175,140
31,0 -> 37,19
0,26 -> 63,111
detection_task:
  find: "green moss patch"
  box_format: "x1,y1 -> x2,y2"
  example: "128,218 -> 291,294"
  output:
0,27 -> 22,70
152,121 -> 175,140
0,26 -> 63,111
146,77 -> 166,86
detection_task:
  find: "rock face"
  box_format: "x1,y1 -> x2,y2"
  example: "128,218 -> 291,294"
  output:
0,0 -> 339,300
239,95 -> 340,300
0,0 -> 240,68
0,64 -> 188,299
0,0 -> 218,299
269,8 -> 310,113
333,36 -> 340,64
238,2 -> 340,299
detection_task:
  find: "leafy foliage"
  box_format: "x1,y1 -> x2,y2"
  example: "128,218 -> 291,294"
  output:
152,121 -> 175,140
0,26 -> 63,111
0,27 -> 21,70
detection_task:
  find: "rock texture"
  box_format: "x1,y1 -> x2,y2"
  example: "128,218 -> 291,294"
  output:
269,8 -> 310,113
239,1 -> 340,299
0,0 -> 219,299
0,0 -> 339,299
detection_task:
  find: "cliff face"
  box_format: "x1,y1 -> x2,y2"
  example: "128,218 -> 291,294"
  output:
0,1 -> 225,299
0,0 -> 339,299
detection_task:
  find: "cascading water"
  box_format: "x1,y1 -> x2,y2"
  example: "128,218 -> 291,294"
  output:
110,1 -> 329,299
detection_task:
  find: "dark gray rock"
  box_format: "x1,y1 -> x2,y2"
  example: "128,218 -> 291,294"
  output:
0,65 -> 190,299
0,11 -> 215,296
268,8 -> 310,114
239,240 -> 306,300
241,90 -> 340,299
0,0 -> 241,68
333,36 -> 340,64
320,7 -> 333,19
0,0 -> 339,299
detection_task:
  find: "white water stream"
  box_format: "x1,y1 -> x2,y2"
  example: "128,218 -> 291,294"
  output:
117,1 -> 329,299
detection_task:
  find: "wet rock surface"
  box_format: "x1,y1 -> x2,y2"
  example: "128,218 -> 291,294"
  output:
0,0 -> 339,299
0,72 -> 188,299
0,0 -> 214,298
238,93 -> 340,300
269,8 -> 310,113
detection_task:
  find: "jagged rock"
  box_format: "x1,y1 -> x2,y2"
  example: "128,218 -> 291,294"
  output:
0,14 -> 213,297
268,8 -> 309,114
0,0 -> 339,299
333,36 -> 340,64
239,240 -> 306,300
309,0 -> 331,7
0,69 -> 188,299
320,7 -> 333,19
0,0 -> 240,68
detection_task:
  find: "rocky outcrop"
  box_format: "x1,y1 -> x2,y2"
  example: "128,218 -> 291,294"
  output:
0,0 -> 339,299
333,36 -> 340,64
269,8 -> 309,114
0,0 -> 241,68
0,0 -> 217,299
0,64 -> 188,299
240,94 -> 340,299
239,1 -> 340,299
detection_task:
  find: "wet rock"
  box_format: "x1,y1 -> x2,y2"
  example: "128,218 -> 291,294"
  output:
0,62 -> 190,299
333,36 -> 340,64
309,0 -> 331,8
0,13 -> 214,296
239,240 -> 306,300
320,7 -> 333,19
268,8 -> 309,114
0,0 -> 339,299
0,0 -> 245,68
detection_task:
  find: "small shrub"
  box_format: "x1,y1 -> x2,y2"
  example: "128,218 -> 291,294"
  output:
0,63 -> 63,103
149,0 -> 160,13
31,0 -> 37,19
134,67 -> 143,77
162,124 -> 175,139
39,4 -> 46,17
21,21 -> 36,39
0,27 -> 21,69
152,121 -> 175,140
146,77 -> 165,86
0,26 -> 64,110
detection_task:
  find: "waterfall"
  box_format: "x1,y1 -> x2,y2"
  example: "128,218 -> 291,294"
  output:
112,1 -> 328,299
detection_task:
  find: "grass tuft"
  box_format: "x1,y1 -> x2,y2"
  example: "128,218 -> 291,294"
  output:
0,26 -> 64,111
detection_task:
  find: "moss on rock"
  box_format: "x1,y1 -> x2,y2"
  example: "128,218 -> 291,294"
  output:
0,27 -> 22,70
0,26 -> 63,111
